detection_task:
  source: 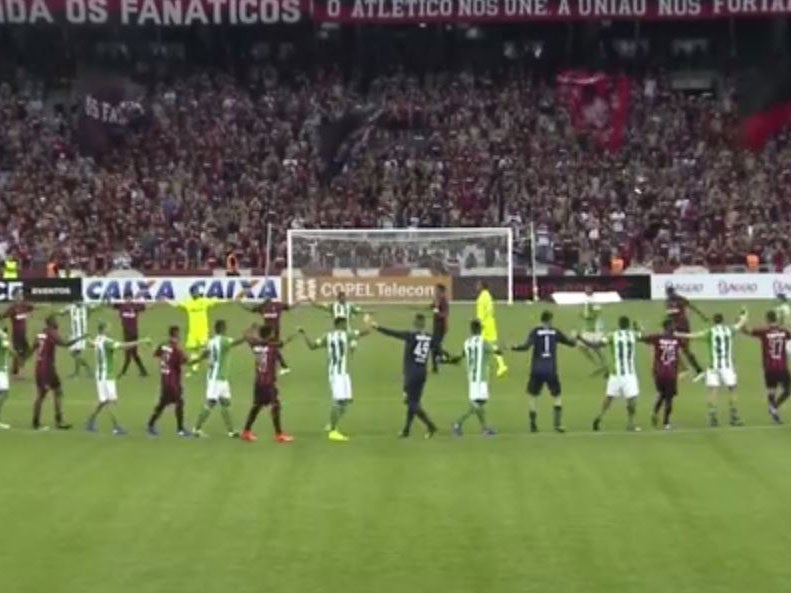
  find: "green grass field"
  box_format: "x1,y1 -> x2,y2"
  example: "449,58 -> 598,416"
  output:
2,300 -> 791,593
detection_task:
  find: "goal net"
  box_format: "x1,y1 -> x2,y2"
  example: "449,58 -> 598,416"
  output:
286,228 -> 513,305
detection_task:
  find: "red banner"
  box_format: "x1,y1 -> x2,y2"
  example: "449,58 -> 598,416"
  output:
557,70 -> 630,152
1,0 -> 790,25
314,0 -> 791,24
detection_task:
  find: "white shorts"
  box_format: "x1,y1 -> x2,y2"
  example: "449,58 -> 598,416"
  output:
70,340 -> 86,353
468,381 -> 490,403
206,380 -> 231,401
330,374 -> 353,401
0,371 -> 8,391
706,368 -> 737,389
96,380 -> 118,403
606,374 -> 639,399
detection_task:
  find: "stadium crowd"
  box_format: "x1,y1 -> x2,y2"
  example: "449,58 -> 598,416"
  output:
1,51 -> 791,275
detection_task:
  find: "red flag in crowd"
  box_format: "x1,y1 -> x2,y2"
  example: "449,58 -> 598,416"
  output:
556,70 -> 630,152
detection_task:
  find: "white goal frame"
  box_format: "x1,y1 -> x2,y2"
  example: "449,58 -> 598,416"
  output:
286,227 -> 514,305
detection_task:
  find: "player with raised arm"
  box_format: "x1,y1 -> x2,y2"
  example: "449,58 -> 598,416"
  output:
114,290 -> 149,378
775,294 -> 791,326
310,291 -> 365,332
172,286 -> 219,376
240,296 -> 291,375
677,311 -> 748,427
32,316 -> 86,431
665,286 -> 706,380
639,319 -> 683,430
452,319 -> 498,437
586,316 -> 642,432
240,325 -> 294,443
1,288 -> 34,378
511,311 -> 577,433
85,322 -> 151,435
147,326 -> 192,437
371,313 -> 438,439
300,316 -> 371,442
58,301 -> 98,378
476,281 -> 507,378
741,309 -> 790,424
191,320 -> 251,438
579,287 -> 607,375
0,328 -> 11,428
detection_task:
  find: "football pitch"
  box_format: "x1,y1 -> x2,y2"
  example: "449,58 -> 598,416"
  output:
2,300 -> 791,593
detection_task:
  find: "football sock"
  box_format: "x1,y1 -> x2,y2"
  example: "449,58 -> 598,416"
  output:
194,405 -> 213,430
415,408 -> 436,431
32,396 -> 44,427
175,401 -> 185,432
132,351 -> 148,376
663,400 -> 673,425
403,408 -> 416,435
553,405 -> 562,428
0,391 -> 7,418
626,400 -> 637,425
244,404 -> 263,432
768,393 -> 778,409
270,401 -> 282,434
729,405 -> 740,422
330,402 -> 347,430
653,396 -> 663,415
495,355 -> 507,372
707,401 -> 718,420
456,406 -> 475,426
473,405 -> 487,428
219,402 -> 234,432
148,403 -> 166,428
53,394 -> 64,425
779,391 -> 791,407
528,410 -> 537,428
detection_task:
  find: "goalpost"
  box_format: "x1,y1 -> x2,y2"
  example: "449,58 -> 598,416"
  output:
286,228 -> 514,305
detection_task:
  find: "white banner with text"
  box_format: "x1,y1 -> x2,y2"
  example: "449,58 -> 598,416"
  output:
651,274 -> 791,301
82,276 -> 281,303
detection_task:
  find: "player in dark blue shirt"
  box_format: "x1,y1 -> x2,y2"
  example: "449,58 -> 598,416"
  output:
371,313 -> 438,439
511,311 -> 577,433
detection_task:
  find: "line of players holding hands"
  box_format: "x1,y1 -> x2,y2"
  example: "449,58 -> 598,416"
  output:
0,284 -> 790,441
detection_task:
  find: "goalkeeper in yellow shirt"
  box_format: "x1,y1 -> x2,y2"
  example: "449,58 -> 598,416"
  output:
476,281 -> 508,377
172,286 -> 219,376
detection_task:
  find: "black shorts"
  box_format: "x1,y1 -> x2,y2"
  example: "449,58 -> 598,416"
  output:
527,372 -> 561,397
432,326 -> 446,346
12,335 -> 30,358
765,369 -> 791,391
254,383 -> 279,406
35,371 -> 61,394
403,375 -> 427,403
654,375 -> 678,398
158,386 -> 183,405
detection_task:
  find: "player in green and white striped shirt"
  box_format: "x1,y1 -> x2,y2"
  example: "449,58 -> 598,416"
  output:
85,321 -> 150,435
310,291 -> 366,333
300,315 -> 371,442
192,319 -> 252,438
677,310 -> 747,427
585,316 -> 642,432
0,328 -> 11,429
579,288 -> 607,376
452,319 -> 498,436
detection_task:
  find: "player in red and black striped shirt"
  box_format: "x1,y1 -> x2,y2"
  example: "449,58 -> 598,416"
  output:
430,284 -> 450,372
665,286 -> 707,379
241,297 -> 291,375
639,319 -> 682,430
240,325 -> 293,443
742,309 -> 791,424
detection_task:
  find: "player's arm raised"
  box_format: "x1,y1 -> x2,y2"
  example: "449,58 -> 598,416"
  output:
733,308 -> 748,332
511,330 -> 535,353
298,328 -> 323,350
371,319 -> 409,341
119,337 -> 153,350
556,329 -> 578,348
686,297 -> 710,322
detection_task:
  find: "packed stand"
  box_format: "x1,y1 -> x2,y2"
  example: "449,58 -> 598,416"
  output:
1,63 -> 791,275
